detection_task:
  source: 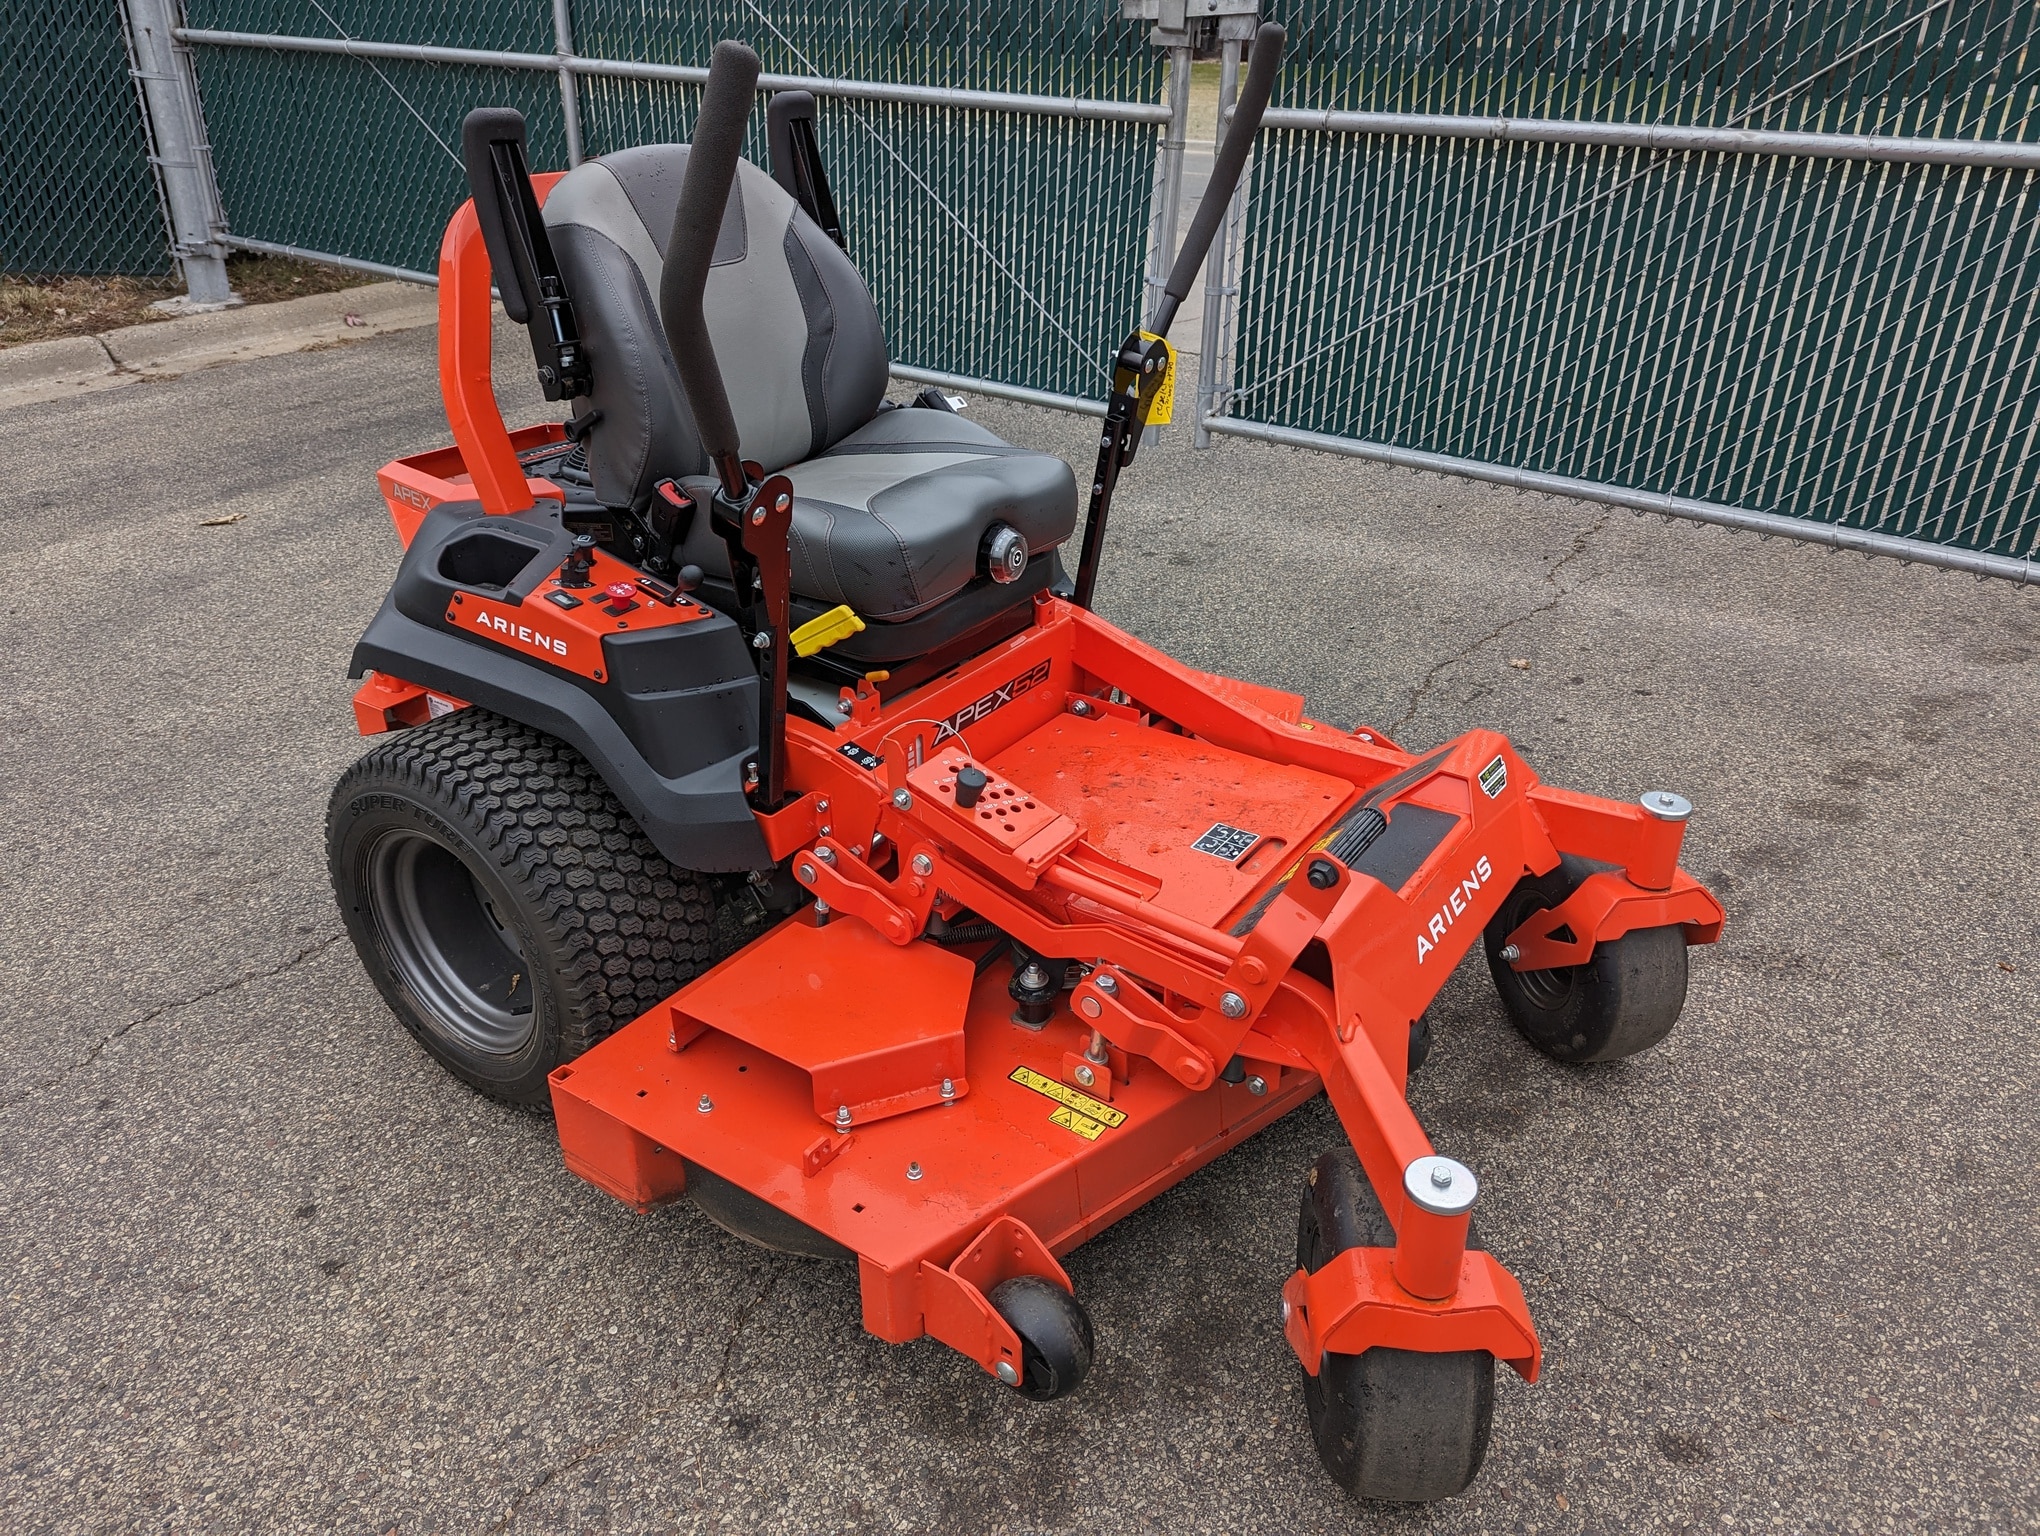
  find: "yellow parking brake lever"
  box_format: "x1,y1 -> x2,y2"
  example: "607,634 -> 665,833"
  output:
791,603 -> 866,658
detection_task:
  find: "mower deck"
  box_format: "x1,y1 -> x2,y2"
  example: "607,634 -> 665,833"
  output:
534,591 -> 1720,1388
552,939 -> 1321,1331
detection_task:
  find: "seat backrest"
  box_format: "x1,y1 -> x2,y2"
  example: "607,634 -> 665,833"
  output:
543,144 -> 887,512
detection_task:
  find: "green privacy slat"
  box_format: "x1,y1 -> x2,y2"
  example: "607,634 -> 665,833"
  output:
193,51 -> 569,276
2,1 -> 169,276
1233,3 -> 2040,562
177,0 -> 1159,400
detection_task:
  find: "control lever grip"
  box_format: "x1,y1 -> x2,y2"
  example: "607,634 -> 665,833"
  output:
1149,21 -> 1286,339
660,40 -> 760,500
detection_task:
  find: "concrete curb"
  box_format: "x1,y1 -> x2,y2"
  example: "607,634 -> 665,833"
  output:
0,280 -> 438,413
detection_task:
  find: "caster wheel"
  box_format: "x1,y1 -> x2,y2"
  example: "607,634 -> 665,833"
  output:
1482,855 -> 1689,1063
1407,1011 -> 1433,1075
988,1276 -> 1093,1400
1296,1148 -> 1494,1502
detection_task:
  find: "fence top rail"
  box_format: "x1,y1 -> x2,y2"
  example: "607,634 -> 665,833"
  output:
1253,107 -> 2040,170
174,27 -> 1172,124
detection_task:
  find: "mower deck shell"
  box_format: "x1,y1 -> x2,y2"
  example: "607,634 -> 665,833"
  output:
549,943 -> 1323,1337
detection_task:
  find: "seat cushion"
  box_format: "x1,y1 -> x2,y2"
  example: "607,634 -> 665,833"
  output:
677,407 -> 1079,621
544,147 -> 889,512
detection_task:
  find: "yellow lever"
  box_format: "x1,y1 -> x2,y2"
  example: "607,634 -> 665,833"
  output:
791,603 -> 866,658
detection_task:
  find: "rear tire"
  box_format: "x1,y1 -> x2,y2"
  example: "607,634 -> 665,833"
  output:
1482,855 -> 1689,1063
1296,1148 -> 1494,1502
327,708 -> 722,1105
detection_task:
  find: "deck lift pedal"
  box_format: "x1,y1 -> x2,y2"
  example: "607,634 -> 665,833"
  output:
328,29 -> 1723,1502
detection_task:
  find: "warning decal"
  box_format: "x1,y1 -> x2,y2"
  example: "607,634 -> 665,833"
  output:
1048,1106 -> 1109,1141
1009,1066 -> 1126,1131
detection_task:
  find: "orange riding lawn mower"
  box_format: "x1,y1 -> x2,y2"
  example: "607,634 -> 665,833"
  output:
326,28 -> 1722,1502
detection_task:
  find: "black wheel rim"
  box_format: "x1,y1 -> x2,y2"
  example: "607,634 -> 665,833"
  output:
1504,894 -> 1580,1011
364,829 -> 535,1054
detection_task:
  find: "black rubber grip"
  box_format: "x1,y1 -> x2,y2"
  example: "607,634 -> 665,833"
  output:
1151,21 -> 1285,338
660,40 -> 761,478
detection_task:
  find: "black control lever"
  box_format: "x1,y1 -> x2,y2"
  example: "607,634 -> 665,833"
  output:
658,40 -> 801,809
1071,23 -> 1285,610
660,40 -> 759,510
1146,23 -> 1285,343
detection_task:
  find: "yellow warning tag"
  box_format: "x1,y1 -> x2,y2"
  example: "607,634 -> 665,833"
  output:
1009,1065 -> 1127,1129
1137,332 -> 1177,426
1048,1105 -> 1107,1141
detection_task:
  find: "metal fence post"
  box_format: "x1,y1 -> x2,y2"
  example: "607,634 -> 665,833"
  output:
552,0 -> 584,168
1142,38 -> 1193,330
1193,32 -> 1246,448
120,0 -> 235,306
1129,0 -> 1193,445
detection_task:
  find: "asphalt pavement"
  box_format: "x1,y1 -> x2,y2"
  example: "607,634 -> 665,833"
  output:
2,322 -> 2036,1535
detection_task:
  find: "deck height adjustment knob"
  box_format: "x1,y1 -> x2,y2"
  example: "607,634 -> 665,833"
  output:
954,764 -> 989,808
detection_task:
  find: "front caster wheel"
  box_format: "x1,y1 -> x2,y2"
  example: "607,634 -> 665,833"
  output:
1482,854 -> 1689,1063
989,1276 -> 1093,1400
1296,1148 -> 1494,1502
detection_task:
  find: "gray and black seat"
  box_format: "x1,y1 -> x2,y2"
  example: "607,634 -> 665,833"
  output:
541,144 -> 1078,650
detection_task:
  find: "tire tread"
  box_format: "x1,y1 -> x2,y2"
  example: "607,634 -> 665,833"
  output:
328,708 -> 720,1102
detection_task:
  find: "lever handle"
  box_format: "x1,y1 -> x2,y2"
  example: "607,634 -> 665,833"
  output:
1148,21 -> 1286,339
659,39 -> 761,501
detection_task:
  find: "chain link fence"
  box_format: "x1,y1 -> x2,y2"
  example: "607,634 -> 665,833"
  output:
1214,0 -> 2040,569
176,0 -> 1161,401
12,2 -> 2039,578
2,1 -> 170,276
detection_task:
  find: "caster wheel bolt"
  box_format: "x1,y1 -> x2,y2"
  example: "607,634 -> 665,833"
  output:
996,1361 -> 1019,1386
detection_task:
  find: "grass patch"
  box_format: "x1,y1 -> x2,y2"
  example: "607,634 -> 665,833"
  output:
0,252 -> 377,350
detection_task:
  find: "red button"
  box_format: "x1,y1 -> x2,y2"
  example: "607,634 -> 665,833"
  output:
603,581 -> 636,600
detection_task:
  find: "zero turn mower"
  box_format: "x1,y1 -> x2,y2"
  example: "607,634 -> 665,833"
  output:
327,28 -> 1722,1501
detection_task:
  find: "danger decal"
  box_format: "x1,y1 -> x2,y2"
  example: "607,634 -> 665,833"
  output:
1009,1065 -> 1126,1140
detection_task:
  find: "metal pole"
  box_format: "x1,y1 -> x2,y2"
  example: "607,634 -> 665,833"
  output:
552,0 -> 583,168
177,31 -> 1172,122
1253,108 -> 2040,170
1137,36 -> 1193,447
1193,37 -> 1243,449
1143,43 -> 1194,329
122,0 -> 235,306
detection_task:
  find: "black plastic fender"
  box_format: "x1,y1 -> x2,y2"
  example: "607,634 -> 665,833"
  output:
348,501 -> 769,872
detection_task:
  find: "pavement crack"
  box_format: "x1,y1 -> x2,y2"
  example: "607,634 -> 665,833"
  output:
1387,516 -> 1609,735
490,1269 -> 781,1531
704,1268 -> 780,1402
1,933 -> 344,1109
1583,1289 -> 1653,1337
